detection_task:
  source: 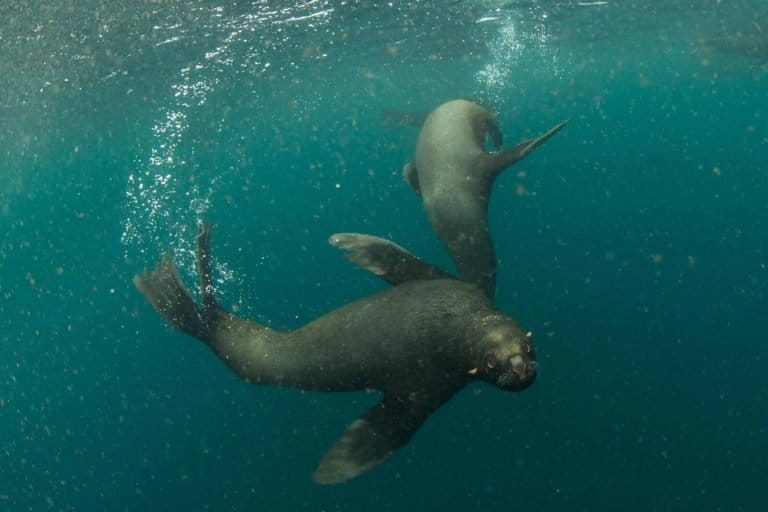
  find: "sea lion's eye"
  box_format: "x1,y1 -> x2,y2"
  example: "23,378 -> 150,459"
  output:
485,354 -> 497,369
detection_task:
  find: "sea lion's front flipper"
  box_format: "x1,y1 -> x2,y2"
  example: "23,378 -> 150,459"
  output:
329,233 -> 453,285
312,391 -> 449,485
486,119 -> 569,175
402,162 -> 422,196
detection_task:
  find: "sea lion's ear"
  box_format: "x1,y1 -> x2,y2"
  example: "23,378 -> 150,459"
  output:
328,233 -> 453,286
312,392 -> 449,485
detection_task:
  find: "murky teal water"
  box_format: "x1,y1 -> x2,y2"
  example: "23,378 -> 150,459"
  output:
2,1 -> 766,510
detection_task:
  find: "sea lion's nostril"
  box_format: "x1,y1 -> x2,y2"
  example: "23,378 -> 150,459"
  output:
509,354 -> 525,372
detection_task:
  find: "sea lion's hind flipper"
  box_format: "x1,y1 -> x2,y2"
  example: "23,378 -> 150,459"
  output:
402,162 -> 421,196
486,119 -> 503,150
486,119 -> 569,174
133,259 -> 209,340
329,233 -> 453,285
312,392 -> 447,485
195,220 -> 218,312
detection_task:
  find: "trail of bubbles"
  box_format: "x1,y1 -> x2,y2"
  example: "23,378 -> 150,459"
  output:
121,1 -> 335,278
476,20 -> 525,99
474,4 -> 565,107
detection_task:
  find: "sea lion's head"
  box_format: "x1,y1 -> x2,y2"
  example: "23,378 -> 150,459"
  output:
472,316 -> 537,391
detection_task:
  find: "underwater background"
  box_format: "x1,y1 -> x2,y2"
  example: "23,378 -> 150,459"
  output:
1,0 -> 766,510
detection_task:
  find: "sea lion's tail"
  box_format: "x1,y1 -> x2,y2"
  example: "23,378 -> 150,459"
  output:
133,221 -> 219,341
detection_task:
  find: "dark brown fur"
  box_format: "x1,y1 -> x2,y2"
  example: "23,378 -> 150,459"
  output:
134,223 -> 537,484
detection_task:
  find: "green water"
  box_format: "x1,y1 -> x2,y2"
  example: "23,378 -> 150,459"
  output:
1,1 -> 766,510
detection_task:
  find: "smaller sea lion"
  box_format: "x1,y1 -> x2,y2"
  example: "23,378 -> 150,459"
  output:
133,222 -> 537,484
404,99 -> 568,297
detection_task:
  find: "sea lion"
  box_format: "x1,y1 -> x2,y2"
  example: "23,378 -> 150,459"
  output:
133,222 -> 537,485
403,99 -> 568,297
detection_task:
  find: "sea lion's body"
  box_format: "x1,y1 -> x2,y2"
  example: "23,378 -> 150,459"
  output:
202,278 -> 490,393
134,225 -> 536,485
404,99 -> 568,296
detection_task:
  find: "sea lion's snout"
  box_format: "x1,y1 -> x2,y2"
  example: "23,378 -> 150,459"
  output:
477,323 -> 538,391
509,354 -> 527,375
495,344 -> 536,390
508,353 -> 537,390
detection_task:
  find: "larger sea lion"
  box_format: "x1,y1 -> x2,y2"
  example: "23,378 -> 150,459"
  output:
133,222 -> 537,484
403,99 -> 568,297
